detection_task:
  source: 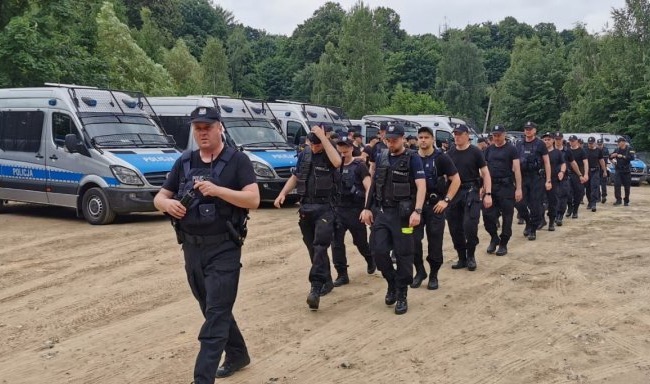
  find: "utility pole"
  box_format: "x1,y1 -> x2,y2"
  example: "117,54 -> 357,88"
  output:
483,93 -> 492,134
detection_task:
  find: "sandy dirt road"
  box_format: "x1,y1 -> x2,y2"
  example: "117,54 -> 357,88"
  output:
1,184 -> 650,384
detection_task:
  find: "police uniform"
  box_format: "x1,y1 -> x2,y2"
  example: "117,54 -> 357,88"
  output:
482,125 -> 519,255
331,138 -> 375,285
612,138 -> 634,205
554,135 -> 573,225
598,140 -> 610,203
544,132 -> 565,230
585,137 -> 605,211
160,108 -> 255,383
412,136 -> 457,289
568,137 -> 588,218
515,123 -> 548,240
366,125 -> 425,314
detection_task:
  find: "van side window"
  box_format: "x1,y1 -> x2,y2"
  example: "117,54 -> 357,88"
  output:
436,130 -> 452,148
0,111 -> 45,153
52,113 -> 81,147
287,121 -> 304,145
158,116 -> 190,150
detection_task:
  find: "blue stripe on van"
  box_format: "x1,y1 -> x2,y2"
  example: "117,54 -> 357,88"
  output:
1,163 -> 119,187
249,150 -> 297,168
111,152 -> 181,174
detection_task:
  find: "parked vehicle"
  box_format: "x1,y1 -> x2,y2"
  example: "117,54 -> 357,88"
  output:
0,84 -> 180,224
267,101 -> 349,145
148,96 -> 298,203
607,149 -> 647,186
362,115 -> 454,148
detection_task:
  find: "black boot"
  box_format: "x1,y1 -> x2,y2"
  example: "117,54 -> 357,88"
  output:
555,217 -> 563,226
466,247 -> 477,271
528,229 -> 537,241
486,236 -> 499,254
451,250 -> 467,269
385,283 -> 397,306
427,261 -> 442,290
410,264 -> 427,288
572,206 -> 578,219
548,217 -> 555,231
366,257 -> 377,274
523,225 -> 531,237
320,278 -> 334,296
307,284 -> 321,310
613,200 -> 622,206
537,218 -> 547,230
394,288 -> 408,315
333,273 -> 349,287
495,244 -> 508,256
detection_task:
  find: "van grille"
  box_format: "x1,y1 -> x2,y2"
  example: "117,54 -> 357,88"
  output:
275,167 -> 293,179
144,171 -> 168,186
631,167 -> 644,173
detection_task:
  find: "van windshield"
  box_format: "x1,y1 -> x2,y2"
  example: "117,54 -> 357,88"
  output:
224,119 -> 290,148
80,114 -> 174,148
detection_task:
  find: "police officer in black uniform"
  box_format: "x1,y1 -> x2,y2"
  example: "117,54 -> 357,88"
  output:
365,123 -> 388,175
154,107 -> 259,384
331,136 -> 376,286
585,137 -> 607,212
274,125 -> 342,311
597,139 -> 610,203
542,131 -> 566,230
411,126 -> 460,290
553,133 -> 578,226
567,135 -> 589,218
515,121 -> 551,241
446,124 -> 492,270
361,125 -> 426,315
611,137 -> 634,206
482,125 -> 522,256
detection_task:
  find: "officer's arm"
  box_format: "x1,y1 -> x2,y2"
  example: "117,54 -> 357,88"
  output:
208,182 -> 260,209
569,160 -> 581,175
480,165 -> 492,195
361,175 -> 372,195
582,159 -> 589,178
446,173 -> 461,200
321,138 -> 342,168
154,188 -> 186,219
599,158 -> 607,172
277,174 -> 298,199
542,154 -> 551,183
512,159 -> 523,191
414,178 -> 426,211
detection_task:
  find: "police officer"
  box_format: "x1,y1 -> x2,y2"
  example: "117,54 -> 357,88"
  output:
154,106 -> 259,383
446,124 -> 492,270
365,123 -> 388,175
331,136 -> 376,286
482,125 -> 522,256
516,121 -> 551,240
407,135 -> 419,150
610,137 -> 634,206
542,132 -> 566,231
411,126 -> 460,290
361,125 -> 426,315
553,132 -> 580,226
567,135 -> 589,218
597,139 -> 610,203
585,137 -> 607,212
274,125 -> 342,311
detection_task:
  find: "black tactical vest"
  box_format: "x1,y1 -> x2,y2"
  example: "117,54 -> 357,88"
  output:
422,149 -> 447,196
518,139 -> 542,173
375,149 -> 415,207
337,160 -> 365,207
296,148 -> 335,203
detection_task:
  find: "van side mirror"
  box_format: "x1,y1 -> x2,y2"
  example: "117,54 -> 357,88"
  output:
64,134 -> 87,155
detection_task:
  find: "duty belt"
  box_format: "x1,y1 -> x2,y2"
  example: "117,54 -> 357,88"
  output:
301,196 -> 330,204
492,177 -> 513,184
460,181 -> 478,189
589,167 -> 599,172
180,231 -> 231,246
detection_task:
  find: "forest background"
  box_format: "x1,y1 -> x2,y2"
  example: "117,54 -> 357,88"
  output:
1,0 -> 649,149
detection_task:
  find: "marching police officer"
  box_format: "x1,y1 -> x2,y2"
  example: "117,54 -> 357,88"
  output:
597,139 -> 610,203
446,124 -> 492,270
274,125 -> 342,311
567,135 -> 589,218
610,137 -> 634,206
482,125 -> 522,256
516,121 -> 551,240
331,137 -> 376,286
542,132 -> 566,231
585,137 -> 607,212
154,106 -> 260,383
361,125 -> 426,315
411,126 -> 460,290
365,123 -> 388,175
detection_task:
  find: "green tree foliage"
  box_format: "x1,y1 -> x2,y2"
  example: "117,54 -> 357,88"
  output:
226,26 -> 260,97
377,84 -> 447,115
163,38 -> 203,95
131,7 -> 173,63
436,37 -> 487,125
339,2 -> 387,118
374,7 -> 407,52
311,42 -> 345,106
175,0 -> 233,57
201,37 -> 232,96
385,34 -> 441,93
96,2 -> 175,95
0,0 -> 30,28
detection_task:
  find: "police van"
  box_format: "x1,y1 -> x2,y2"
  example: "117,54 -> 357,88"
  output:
0,84 -> 180,224
148,96 -> 299,203
267,101 -> 349,145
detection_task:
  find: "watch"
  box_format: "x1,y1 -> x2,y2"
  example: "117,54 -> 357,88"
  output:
414,208 -> 422,214
485,192 -> 492,196
443,196 -> 451,203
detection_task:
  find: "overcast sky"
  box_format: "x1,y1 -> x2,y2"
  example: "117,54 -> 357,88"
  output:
216,0 -> 626,36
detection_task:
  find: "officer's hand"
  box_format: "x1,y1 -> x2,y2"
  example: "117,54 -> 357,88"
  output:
166,199 -> 186,219
515,188 -> 523,202
311,125 -> 326,140
433,201 -> 448,214
545,180 -> 552,191
360,209 -> 373,225
194,180 -> 219,197
602,170 -> 607,178
274,194 -> 285,208
409,211 -> 421,228
483,195 -> 493,209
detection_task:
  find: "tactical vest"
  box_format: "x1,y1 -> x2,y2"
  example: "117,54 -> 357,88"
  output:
296,148 -> 335,203
615,147 -> 632,173
337,160 -> 365,207
175,147 -> 247,232
422,149 -> 447,197
375,149 -> 415,207
518,140 -> 542,173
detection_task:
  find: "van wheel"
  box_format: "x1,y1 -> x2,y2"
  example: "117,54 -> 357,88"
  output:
82,188 -> 116,225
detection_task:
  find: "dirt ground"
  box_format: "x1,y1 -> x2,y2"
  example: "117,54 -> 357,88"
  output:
1,184 -> 650,384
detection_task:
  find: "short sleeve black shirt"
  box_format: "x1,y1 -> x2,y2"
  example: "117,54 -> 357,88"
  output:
419,150 -> 458,194
571,147 -> 587,174
484,143 -> 519,179
447,145 -> 486,183
586,147 -> 604,169
547,148 -> 566,176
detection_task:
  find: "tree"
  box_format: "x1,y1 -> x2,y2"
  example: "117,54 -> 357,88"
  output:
311,42 -> 345,106
131,7 -> 173,63
226,26 -> 259,97
339,2 -> 387,118
200,37 -> 232,95
374,6 -> 407,52
96,2 -> 175,95
163,38 -> 204,95
175,0 -> 234,56
385,34 -> 441,94
377,84 -> 447,115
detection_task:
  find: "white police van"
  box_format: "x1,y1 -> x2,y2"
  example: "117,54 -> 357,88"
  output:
267,101 -> 349,145
0,84 -> 180,224
148,96 -> 299,203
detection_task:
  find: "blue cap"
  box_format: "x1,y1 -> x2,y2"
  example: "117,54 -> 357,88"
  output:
190,107 -> 221,123
453,124 -> 469,133
385,125 -> 405,138
492,125 -> 506,133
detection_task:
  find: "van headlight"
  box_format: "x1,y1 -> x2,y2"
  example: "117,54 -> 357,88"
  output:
110,165 -> 144,186
251,161 -> 274,178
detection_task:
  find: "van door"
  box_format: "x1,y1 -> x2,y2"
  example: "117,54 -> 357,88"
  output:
287,120 -> 306,145
435,129 -> 453,149
45,111 -> 86,207
0,110 -> 48,203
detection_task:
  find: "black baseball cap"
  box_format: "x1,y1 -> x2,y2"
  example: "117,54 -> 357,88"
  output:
353,132 -> 363,138
190,106 -> 221,123
453,124 -> 469,133
523,121 -> 537,129
617,137 -> 627,142
379,122 -> 388,131
492,125 -> 506,133
568,135 -> 578,141
596,139 -> 603,144
587,137 -> 596,143
542,131 -> 552,138
554,131 -> 563,139
418,126 -> 434,135
477,137 -> 487,143
336,136 -> 353,146
406,135 -> 417,140
385,125 -> 405,138
307,132 -> 321,144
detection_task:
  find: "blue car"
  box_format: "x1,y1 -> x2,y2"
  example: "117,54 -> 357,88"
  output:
607,157 -> 648,186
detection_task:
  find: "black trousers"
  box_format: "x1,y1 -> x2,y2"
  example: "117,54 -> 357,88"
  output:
183,241 -> 248,384
298,203 -> 334,286
545,179 -> 559,221
483,182 -> 515,245
414,201 -> 446,267
568,173 -> 585,214
370,206 -> 414,290
586,169 -> 601,206
601,170 -> 609,198
447,187 -> 481,253
332,205 -> 372,274
555,178 -> 570,218
516,174 -> 544,230
614,172 -> 631,203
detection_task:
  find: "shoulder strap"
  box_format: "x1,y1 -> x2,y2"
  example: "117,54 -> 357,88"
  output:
214,146 -> 236,178
181,149 -> 194,181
